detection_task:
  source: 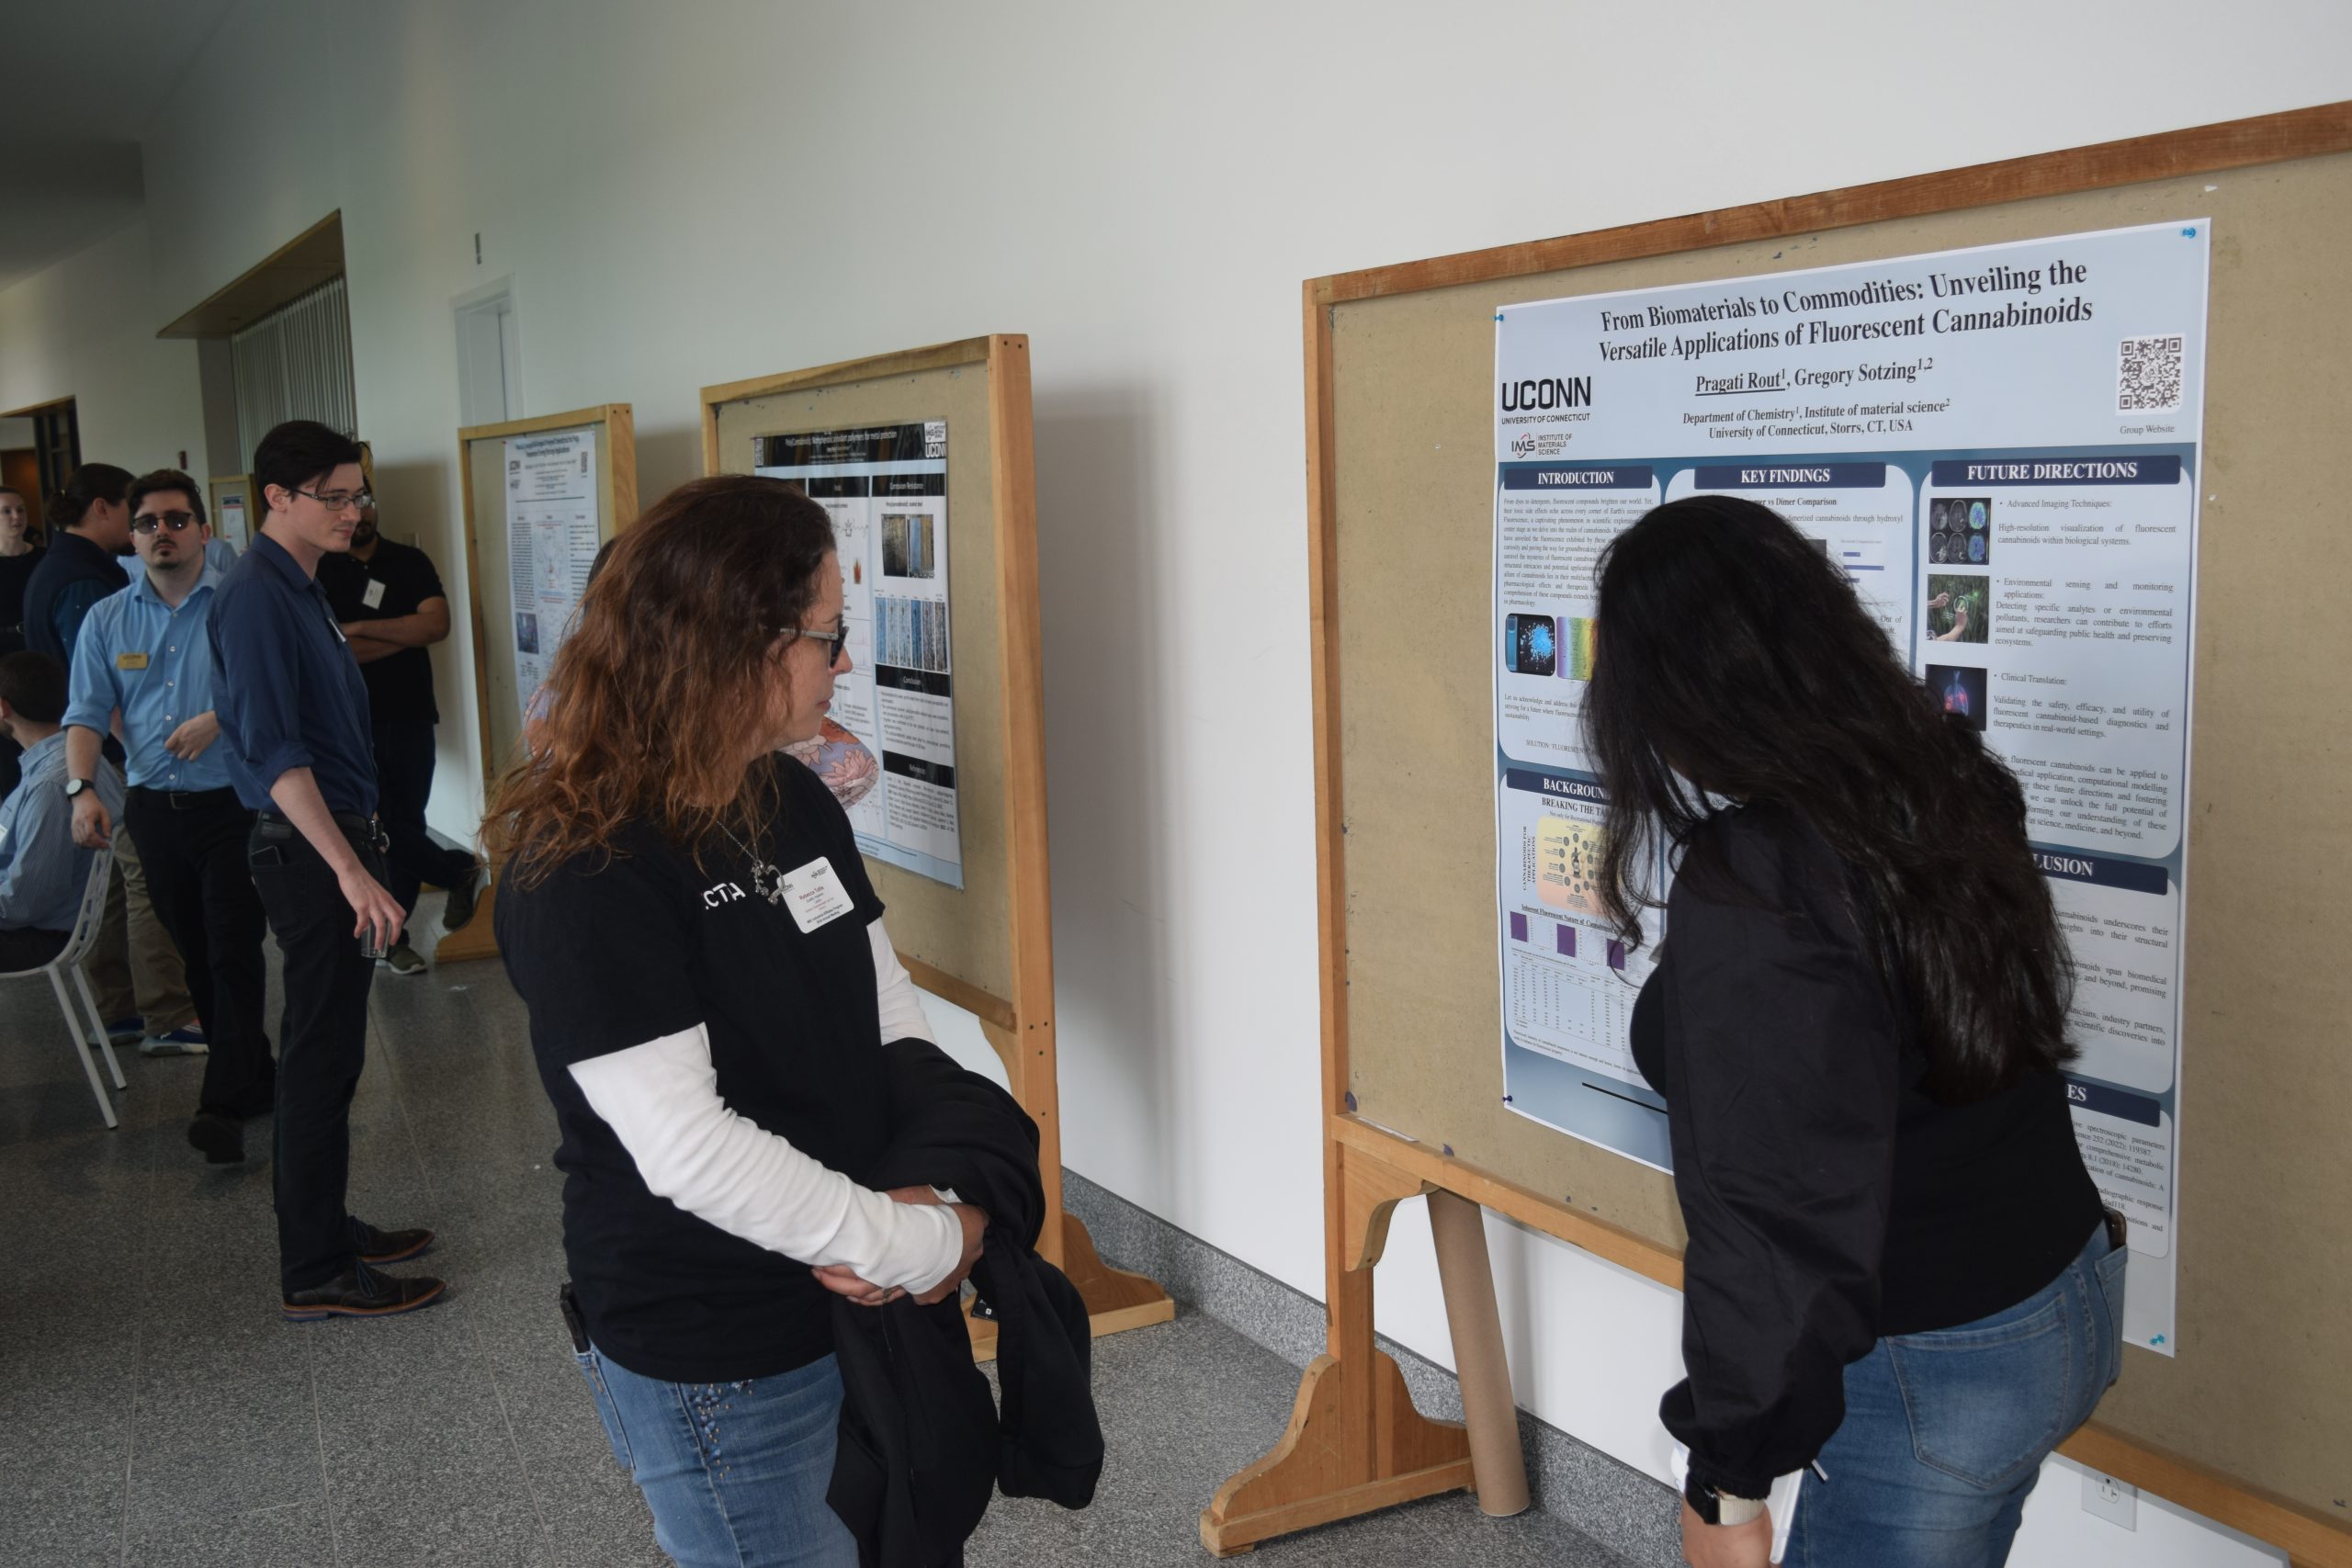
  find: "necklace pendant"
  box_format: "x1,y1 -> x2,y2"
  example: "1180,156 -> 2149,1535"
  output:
752,859 -> 787,905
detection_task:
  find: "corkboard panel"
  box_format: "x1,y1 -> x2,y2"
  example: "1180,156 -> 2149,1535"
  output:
708,358 -> 1012,1012
1332,148 -> 2352,1519
458,406 -> 636,789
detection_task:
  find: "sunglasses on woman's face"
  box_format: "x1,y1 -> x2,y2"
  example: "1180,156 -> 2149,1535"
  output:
131,511 -> 199,535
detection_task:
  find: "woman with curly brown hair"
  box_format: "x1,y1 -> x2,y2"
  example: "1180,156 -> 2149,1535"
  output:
490,475 -> 986,1568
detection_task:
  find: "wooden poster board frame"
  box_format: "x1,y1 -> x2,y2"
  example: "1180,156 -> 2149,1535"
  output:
205,474 -> 255,552
698,336 -> 1172,1355
436,403 -> 639,964
1204,105 -> 2352,1566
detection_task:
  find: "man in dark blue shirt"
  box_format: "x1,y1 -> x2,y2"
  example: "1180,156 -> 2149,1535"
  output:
22,464 -> 134,664
210,421 -> 443,1321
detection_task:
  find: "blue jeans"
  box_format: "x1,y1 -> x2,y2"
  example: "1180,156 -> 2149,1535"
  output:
576,1344 -> 861,1568
1783,1224 -> 2126,1567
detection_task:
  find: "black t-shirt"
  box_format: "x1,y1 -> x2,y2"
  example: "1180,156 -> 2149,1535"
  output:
495,758 -> 890,1382
318,538 -> 445,725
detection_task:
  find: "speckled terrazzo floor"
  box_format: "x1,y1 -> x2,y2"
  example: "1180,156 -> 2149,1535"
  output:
0,932 -> 1644,1568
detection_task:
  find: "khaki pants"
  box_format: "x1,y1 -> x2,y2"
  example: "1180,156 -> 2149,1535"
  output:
84,820 -> 198,1034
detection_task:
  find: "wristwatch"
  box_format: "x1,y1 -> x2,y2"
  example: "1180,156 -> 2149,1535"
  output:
1685,1472 -> 1768,1528
63,777 -> 94,799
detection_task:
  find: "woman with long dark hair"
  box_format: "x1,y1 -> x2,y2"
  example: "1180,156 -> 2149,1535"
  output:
1587,495 -> 2124,1568
489,476 -> 986,1567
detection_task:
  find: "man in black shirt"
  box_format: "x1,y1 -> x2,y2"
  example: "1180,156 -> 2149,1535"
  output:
318,500 -> 481,976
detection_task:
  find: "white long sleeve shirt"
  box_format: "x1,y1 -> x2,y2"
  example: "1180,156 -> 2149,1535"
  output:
568,917 -> 963,1293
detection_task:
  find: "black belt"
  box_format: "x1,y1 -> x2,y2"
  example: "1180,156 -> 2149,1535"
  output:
129,784 -> 243,811
257,807 -> 387,850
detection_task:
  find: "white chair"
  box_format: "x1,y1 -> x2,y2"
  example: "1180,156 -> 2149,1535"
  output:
0,846 -> 126,1128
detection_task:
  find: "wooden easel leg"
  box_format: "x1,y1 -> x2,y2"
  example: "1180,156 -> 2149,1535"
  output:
431,876 -> 501,964
969,1014 -> 1176,1354
1199,1141 -> 1476,1555
1059,1212 -> 1177,1336
1428,1190 -> 1530,1517
1199,1348 -> 1476,1555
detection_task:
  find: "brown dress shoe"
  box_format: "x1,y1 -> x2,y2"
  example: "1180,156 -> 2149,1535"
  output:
282,1262 -> 447,1322
354,1223 -> 436,1265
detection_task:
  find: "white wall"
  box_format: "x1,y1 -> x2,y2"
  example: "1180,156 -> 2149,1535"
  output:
0,218 -> 205,471
11,4 -> 2347,1562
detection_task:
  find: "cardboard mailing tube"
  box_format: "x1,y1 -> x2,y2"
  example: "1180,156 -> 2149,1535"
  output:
1427,1189 -> 1532,1517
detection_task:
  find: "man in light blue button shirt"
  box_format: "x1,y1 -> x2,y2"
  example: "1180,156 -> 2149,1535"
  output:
64,470 -> 275,1163
0,651 -> 122,970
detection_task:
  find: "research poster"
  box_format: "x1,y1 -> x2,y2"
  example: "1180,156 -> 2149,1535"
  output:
506,427 -> 601,705
1492,220 -> 2209,1352
754,422 -> 964,888
215,491 -> 250,550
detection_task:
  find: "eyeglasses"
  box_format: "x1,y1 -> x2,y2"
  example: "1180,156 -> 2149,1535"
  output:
292,486 -> 374,513
775,622 -> 850,665
131,511 -> 199,535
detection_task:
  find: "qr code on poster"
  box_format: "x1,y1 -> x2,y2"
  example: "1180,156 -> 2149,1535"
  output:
2117,334 -> 2185,412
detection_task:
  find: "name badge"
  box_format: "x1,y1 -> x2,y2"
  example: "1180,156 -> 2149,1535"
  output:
362,579 -> 387,609
117,651 -> 150,671
779,856 -> 856,934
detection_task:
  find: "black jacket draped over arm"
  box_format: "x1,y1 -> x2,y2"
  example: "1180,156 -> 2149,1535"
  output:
827,1039 -> 1104,1567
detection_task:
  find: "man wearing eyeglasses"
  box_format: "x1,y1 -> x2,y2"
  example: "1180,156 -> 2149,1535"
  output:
63,470 -> 274,1164
210,422 -> 443,1322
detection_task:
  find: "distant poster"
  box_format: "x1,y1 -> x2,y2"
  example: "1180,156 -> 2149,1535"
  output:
754,422 -> 963,888
506,428 -> 600,701
215,491 -> 251,550
1493,220 -> 2210,1352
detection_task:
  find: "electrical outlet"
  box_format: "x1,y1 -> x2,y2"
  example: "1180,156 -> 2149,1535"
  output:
2081,1470 -> 2138,1529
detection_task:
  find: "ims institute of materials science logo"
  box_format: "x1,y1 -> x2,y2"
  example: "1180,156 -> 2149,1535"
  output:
1501,372 -> 1595,458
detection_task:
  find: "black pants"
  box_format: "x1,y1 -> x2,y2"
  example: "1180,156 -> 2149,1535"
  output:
0,924 -> 69,972
247,815 -> 384,1293
373,719 -> 474,943
126,787 -> 275,1118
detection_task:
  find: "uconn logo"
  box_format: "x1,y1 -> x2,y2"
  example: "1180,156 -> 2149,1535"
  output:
1499,376 -> 1593,412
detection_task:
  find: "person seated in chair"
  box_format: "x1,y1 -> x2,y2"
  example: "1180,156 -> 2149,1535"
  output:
0,652 -> 123,972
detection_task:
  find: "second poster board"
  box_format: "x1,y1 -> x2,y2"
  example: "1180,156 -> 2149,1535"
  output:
440,403 -> 639,964
701,335 -> 1171,1348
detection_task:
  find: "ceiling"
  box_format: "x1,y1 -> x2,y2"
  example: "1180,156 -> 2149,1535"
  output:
0,0 -> 243,293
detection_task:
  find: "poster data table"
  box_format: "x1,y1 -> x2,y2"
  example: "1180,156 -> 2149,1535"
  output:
1490,220 -> 2210,1351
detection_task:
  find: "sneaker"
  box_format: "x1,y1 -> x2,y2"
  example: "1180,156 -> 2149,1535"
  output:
354,1222 -> 436,1265
187,1111 -> 244,1165
106,1015 -> 145,1043
140,1027 -> 210,1057
281,1261 -> 447,1322
378,942 -> 427,976
440,863 -> 485,933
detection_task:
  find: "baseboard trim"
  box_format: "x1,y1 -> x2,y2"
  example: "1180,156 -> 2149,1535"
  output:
1060,1169 -> 1684,1566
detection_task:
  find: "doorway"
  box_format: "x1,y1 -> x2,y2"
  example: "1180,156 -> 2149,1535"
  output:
454,284 -> 520,427
0,397 -> 82,527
